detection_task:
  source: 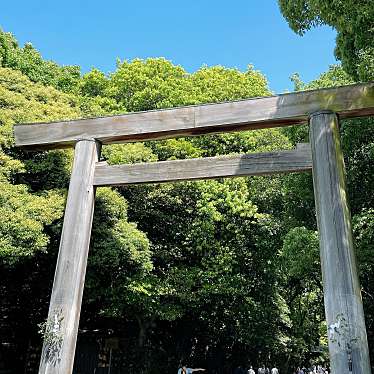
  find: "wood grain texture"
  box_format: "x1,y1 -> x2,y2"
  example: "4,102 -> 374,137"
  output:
14,82 -> 374,149
309,112 -> 371,374
93,144 -> 312,186
39,139 -> 100,374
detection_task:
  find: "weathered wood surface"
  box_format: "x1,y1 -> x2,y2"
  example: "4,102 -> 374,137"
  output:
14,82 -> 374,149
39,139 -> 100,374
309,111 -> 371,374
94,144 -> 312,186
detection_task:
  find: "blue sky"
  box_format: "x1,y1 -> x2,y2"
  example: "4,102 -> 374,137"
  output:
1,0 -> 337,93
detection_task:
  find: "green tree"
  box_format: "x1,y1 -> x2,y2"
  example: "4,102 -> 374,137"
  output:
0,29 -> 81,92
279,65 -> 374,368
278,0 -> 374,81
0,47 -> 294,373
85,57 -> 294,372
0,64 -> 155,372
6,27 -> 374,373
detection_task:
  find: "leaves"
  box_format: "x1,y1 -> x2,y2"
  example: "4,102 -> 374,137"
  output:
278,0 -> 374,80
0,184 -> 64,264
1,26 -> 373,373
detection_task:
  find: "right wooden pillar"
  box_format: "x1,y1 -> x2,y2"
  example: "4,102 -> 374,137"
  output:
309,111 -> 371,374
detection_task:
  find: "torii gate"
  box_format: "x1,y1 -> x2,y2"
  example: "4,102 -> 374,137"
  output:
14,83 -> 374,374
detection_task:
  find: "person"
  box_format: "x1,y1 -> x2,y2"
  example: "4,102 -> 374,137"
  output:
308,365 -> 317,374
258,365 -> 266,374
248,366 -> 255,374
177,365 -> 206,374
271,366 -> 279,374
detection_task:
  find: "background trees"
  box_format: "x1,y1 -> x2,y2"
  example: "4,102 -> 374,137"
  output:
278,0 -> 374,81
0,6 -> 373,371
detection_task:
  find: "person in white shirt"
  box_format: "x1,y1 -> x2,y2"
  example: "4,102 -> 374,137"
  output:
177,366 -> 206,374
271,367 -> 279,374
248,366 -> 255,374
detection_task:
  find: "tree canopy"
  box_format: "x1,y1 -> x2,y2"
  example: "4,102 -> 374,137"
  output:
278,0 -> 374,81
0,26 -> 373,374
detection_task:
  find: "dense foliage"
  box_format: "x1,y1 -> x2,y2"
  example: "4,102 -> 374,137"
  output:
0,26 -> 373,374
278,0 -> 374,81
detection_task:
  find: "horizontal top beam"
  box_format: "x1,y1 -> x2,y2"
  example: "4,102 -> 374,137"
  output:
14,82 -> 374,149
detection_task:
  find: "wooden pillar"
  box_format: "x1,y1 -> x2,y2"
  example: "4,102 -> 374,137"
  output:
309,111 -> 371,374
39,139 -> 100,374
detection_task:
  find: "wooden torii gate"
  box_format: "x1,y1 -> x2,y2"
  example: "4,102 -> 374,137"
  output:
14,83 -> 374,374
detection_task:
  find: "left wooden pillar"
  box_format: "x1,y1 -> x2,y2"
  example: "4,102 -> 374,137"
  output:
39,139 -> 100,374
